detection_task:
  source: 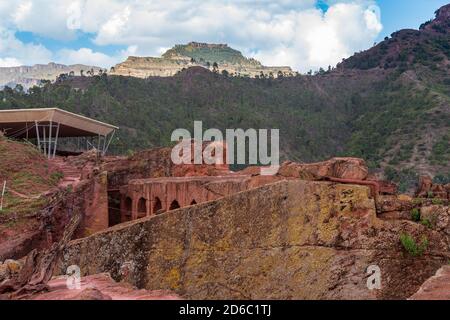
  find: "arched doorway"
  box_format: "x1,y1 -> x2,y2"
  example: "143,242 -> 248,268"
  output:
124,197 -> 132,221
169,200 -> 180,210
108,191 -> 121,227
153,197 -> 163,215
137,197 -> 147,218
190,199 -> 197,205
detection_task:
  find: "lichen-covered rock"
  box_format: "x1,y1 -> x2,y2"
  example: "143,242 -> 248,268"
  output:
0,259 -> 22,282
377,195 -> 414,213
0,263 -> 9,282
420,206 -> 449,232
4,259 -> 22,274
377,211 -> 411,220
278,157 -> 368,180
58,180 -> 449,300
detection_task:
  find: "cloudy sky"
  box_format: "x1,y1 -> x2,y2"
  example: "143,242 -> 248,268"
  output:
0,0 -> 447,72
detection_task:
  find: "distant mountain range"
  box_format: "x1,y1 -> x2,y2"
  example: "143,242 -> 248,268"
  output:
110,42 -> 293,78
0,63 -> 102,89
0,42 -> 294,89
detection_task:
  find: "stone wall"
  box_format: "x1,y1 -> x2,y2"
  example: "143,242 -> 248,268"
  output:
59,180 -> 449,299
119,175 -> 257,221
81,171 -> 109,235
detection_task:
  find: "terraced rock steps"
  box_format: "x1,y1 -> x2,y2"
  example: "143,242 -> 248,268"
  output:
49,157 -> 81,188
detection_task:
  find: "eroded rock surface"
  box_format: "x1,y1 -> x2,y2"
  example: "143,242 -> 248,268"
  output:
59,180 -> 450,300
409,266 -> 450,300
28,273 -> 180,300
416,175 -> 450,200
278,157 -> 368,180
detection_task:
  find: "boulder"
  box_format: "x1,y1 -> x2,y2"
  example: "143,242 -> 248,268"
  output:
420,206 -> 449,232
70,287 -> 112,300
397,194 -> 412,202
278,157 -> 368,180
0,259 -> 23,282
377,195 -> 414,213
409,266 -> 450,300
416,176 -> 449,200
0,263 -> 9,282
416,175 -> 433,198
431,184 -> 448,200
4,259 -> 22,274
377,211 -> 411,220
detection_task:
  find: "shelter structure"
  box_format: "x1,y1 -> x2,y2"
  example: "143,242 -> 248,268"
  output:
0,108 -> 118,158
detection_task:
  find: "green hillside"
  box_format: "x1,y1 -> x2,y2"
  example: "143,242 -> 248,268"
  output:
0,7 -> 449,191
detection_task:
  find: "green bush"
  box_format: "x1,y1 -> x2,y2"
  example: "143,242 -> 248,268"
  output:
433,173 -> 450,185
420,219 -> 432,228
384,167 -> 419,193
410,208 -> 421,222
430,134 -> 450,165
400,233 -> 429,257
49,171 -> 64,185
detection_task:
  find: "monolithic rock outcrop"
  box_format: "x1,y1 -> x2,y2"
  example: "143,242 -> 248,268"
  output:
59,180 -> 450,300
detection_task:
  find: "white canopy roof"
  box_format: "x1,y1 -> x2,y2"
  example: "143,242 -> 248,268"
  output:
0,108 -> 118,138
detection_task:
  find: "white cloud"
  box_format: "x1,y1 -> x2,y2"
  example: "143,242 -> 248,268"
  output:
56,48 -> 117,67
0,0 -> 383,71
55,46 -> 137,67
97,6 -> 131,42
0,27 -> 52,66
0,57 -> 22,67
9,0 -> 78,40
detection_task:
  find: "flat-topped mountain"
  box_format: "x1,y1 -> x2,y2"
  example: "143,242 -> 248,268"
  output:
110,42 -> 293,78
0,63 -> 102,89
162,42 -> 262,66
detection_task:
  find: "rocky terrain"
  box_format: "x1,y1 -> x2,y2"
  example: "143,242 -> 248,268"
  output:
28,273 -> 180,300
57,179 -> 448,300
110,42 -> 293,78
0,135 -> 448,299
0,4 -> 449,301
0,63 -> 101,90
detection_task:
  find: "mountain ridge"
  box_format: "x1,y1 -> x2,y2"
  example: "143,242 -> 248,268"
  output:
110,42 -> 293,78
0,62 -> 102,90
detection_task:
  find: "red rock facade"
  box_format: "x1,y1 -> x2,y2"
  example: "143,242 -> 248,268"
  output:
119,175 -> 257,222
